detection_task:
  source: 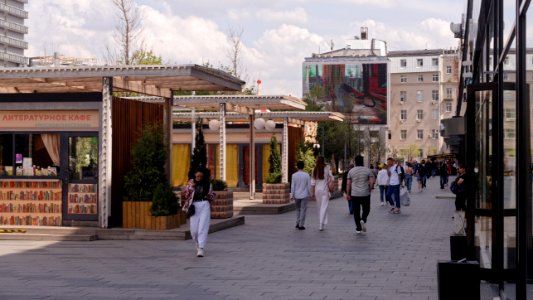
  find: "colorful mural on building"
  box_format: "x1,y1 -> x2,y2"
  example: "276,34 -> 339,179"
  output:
304,62 -> 387,125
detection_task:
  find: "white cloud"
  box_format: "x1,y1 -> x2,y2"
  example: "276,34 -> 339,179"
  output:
255,8 -> 308,24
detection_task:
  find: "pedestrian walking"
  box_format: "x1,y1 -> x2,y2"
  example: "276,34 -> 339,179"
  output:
439,162 -> 449,189
341,162 -> 355,214
182,167 -> 215,257
376,164 -> 389,206
291,161 -> 311,230
385,157 -> 404,214
416,159 -> 427,191
404,162 -> 414,193
311,156 -> 333,231
346,155 -> 375,234
453,163 -> 467,211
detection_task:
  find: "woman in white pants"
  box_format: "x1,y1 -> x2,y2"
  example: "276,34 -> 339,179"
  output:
311,156 -> 333,231
183,167 -> 215,257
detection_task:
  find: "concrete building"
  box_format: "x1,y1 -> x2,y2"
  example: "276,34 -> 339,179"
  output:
388,49 -> 460,161
0,0 -> 27,67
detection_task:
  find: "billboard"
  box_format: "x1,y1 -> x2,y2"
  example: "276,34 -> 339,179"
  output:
304,62 -> 387,125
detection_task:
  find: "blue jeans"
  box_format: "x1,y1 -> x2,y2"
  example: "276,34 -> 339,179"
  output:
440,175 -> 448,189
379,185 -> 387,203
404,174 -> 413,193
386,184 -> 401,208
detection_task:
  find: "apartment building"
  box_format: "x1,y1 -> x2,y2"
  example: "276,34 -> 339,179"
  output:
388,49 -> 460,161
0,0 -> 27,67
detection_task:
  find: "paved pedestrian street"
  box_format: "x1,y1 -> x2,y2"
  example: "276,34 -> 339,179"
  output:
0,177 -> 456,300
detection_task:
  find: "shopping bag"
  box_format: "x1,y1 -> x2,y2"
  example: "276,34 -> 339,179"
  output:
400,189 -> 410,206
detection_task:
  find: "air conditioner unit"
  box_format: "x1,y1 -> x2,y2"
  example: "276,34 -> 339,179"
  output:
416,119 -> 422,123
428,134 -> 433,138
432,100 -> 437,105
400,100 -> 404,105
400,119 -> 406,123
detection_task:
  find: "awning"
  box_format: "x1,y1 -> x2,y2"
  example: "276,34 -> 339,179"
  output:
0,64 -> 245,97
173,95 -> 306,114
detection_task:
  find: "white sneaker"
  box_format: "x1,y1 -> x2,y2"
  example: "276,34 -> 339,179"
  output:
380,202 -> 385,206
196,248 -> 204,257
355,230 -> 362,234
360,220 -> 367,232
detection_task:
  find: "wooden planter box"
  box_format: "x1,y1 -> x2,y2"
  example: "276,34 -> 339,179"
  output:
122,201 -> 179,230
211,190 -> 233,219
262,183 -> 290,204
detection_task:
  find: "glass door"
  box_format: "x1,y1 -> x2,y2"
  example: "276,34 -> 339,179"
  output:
61,133 -> 98,221
467,83 -> 517,282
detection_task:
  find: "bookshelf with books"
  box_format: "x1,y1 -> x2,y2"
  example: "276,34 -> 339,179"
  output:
0,179 -> 62,226
68,183 -> 97,215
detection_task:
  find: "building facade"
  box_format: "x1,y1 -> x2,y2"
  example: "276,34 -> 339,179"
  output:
0,0 -> 27,67
388,49 -> 460,161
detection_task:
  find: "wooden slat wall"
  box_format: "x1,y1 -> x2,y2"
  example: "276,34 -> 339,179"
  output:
288,126 -> 304,182
110,97 -> 164,227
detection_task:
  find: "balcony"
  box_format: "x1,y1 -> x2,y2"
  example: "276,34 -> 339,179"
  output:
0,19 -> 27,34
0,3 -> 28,18
0,35 -> 27,49
0,51 -> 27,65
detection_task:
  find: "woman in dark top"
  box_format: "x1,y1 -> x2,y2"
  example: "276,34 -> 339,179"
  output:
183,167 -> 215,257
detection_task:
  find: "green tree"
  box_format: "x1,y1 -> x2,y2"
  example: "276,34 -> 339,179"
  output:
123,124 -> 167,200
266,135 -> 282,183
132,49 -> 162,65
188,119 -> 207,179
296,140 -> 315,174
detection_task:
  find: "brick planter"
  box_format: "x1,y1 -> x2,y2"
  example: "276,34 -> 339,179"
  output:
262,183 -> 290,204
122,201 -> 179,230
211,190 -> 234,219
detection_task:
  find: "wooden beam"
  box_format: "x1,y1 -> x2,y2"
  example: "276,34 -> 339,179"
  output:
113,77 -> 172,98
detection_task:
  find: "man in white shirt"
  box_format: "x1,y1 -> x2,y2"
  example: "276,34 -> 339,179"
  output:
346,155 -> 375,234
385,157 -> 403,214
291,161 -> 311,230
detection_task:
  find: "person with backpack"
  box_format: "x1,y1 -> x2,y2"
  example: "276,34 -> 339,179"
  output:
385,157 -> 404,214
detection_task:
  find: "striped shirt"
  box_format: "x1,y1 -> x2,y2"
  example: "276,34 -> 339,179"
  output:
347,166 -> 375,197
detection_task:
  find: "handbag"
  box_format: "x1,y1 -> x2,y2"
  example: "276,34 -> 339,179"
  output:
327,177 -> 336,193
186,203 -> 195,218
400,189 -> 410,206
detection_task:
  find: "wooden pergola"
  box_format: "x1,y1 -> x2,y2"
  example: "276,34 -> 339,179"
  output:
0,64 -> 244,228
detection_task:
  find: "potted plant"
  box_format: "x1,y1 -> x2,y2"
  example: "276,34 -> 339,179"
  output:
210,179 -> 233,219
122,124 -> 180,230
262,135 -> 290,204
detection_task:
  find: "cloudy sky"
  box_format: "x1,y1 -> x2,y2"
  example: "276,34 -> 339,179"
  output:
26,0 -> 464,96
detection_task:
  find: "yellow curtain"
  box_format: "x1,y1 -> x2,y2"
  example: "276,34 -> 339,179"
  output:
215,144 -> 238,187
171,144 -> 190,187
226,144 -> 238,187
262,144 -> 270,182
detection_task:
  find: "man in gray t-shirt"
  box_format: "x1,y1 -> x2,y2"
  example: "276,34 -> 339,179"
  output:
346,155 -> 375,234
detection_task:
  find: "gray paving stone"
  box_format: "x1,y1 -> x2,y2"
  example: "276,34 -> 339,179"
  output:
0,177 -> 494,299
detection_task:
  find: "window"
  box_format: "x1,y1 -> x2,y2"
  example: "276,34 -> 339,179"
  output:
417,129 -> 424,140
504,128 -> 516,139
400,110 -> 407,120
446,87 -> 453,99
505,108 -> 516,120
400,130 -> 407,140
432,109 -> 439,120
446,65 -> 452,74
400,75 -> 407,83
445,102 -> 452,112
416,109 -> 424,120
400,59 -> 407,68
432,90 -> 439,101
417,75 -> 424,82
416,90 -> 424,102
432,129 -> 439,139
400,91 -> 407,102
504,56 -> 509,65
432,73 -> 439,82
417,59 -> 423,67
432,58 -> 439,66
0,133 -> 61,177
503,73 -> 508,81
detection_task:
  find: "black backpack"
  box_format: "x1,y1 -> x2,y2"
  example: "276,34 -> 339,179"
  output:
396,165 -> 405,185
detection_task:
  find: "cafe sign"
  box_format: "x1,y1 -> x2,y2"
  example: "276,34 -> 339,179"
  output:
0,110 -> 99,130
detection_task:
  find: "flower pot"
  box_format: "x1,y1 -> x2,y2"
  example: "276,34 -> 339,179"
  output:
122,200 -> 179,230
262,183 -> 290,204
211,190 -> 233,219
